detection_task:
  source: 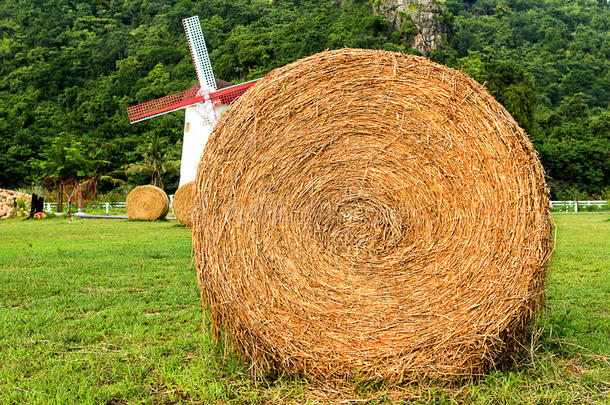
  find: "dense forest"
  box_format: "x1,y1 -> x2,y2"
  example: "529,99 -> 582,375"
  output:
0,0 -> 608,199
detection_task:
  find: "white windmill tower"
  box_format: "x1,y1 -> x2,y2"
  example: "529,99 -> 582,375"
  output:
127,16 -> 258,187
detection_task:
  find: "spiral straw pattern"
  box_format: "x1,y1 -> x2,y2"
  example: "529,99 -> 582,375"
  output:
192,49 -> 553,382
172,181 -> 195,227
126,185 -> 169,221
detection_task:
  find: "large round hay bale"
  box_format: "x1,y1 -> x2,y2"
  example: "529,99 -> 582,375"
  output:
192,49 -> 553,382
172,182 -> 195,227
126,185 -> 169,220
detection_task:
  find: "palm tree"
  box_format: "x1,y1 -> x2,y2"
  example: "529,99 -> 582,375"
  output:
124,134 -> 179,190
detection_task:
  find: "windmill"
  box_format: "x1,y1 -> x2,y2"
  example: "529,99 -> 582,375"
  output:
127,16 -> 258,187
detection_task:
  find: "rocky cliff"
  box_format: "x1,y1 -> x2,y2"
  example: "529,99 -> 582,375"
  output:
375,0 -> 447,57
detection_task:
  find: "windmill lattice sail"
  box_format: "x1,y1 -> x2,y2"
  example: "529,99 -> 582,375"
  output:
182,16 -> 217,91
127,85 -> 204,123
126,81 -> 258,124
210,80 -> 259,107
126,16 -> 258,124
125,15 -> 259,186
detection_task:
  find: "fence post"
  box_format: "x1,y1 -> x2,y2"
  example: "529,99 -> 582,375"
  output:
106,202 -> 110,214
575,200 -> 578,213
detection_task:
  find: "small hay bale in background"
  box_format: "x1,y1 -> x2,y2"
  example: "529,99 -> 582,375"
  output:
172,181 -> 195,227
126,185 -> 169,220
192,49 -> 553,383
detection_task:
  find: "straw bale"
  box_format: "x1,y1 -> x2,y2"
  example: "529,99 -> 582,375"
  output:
192,49 -> 553,383
172,182 -> 195,227
126,185 -> 169,220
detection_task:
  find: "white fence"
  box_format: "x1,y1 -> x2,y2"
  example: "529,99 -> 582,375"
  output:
550,200 -> 607,213
44,201 -> 126,214
44,195 -> 174,214
43,198 -> 607,214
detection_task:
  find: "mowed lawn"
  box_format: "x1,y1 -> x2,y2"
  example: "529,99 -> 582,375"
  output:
0,215 -> 608,404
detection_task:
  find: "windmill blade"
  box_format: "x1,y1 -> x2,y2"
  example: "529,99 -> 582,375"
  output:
209,79 -> 259,107
183,16 -> 217,92
127,85 -> 204,123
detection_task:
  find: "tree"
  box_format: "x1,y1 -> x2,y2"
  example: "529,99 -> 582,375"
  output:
38,132 -> 105,212
483,60 -> 537,133
1,0 -> 609,198
123,133 -> 179,190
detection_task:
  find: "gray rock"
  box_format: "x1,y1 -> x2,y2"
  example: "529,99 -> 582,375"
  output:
375,0 -> 447,57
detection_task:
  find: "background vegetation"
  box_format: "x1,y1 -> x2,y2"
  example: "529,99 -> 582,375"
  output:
0,0 -> 608,198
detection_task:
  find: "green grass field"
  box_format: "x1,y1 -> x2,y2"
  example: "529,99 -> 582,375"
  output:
0,215 -> 608,404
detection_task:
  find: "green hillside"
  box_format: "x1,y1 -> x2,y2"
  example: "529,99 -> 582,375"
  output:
0,0 -> 608,198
